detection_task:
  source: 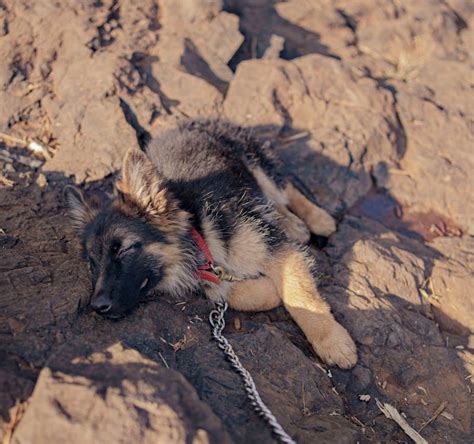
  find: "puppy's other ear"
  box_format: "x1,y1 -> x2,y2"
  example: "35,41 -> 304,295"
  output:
63,185 -> 95,231
117,149 -> 172,217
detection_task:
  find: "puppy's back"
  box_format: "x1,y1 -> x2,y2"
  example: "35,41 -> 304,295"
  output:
146,120 -> 265,224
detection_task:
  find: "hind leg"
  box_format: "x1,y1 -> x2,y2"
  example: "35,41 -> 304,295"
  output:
267,244 -> 357,369
251,165 -> 335,240
251,166 -> 311,243
285,183 -> 336,237
275,205 -> 311,244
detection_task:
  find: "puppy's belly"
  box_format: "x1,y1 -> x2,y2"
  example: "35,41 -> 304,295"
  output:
226,222 -> 270,276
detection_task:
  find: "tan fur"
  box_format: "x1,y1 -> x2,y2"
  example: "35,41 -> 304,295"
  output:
118,149 -> 170,214
192,168 -> 355,367
144,241 -> 197,297
91,274 -> 106,304
118,149 -> 196,297
227,245 -> 357,369
285,183 -> 336,237
270,246 -> 356,368
251,167 -> 309,242
200,216 -> 271,303
250,167 -> 336,240
227,221 -> 269,276
252,167 -> 288,208
276,206 -> 311,244
228,277 -> 280,311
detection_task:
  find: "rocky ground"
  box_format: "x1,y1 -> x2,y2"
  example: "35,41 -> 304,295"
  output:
0,1 -> 473,443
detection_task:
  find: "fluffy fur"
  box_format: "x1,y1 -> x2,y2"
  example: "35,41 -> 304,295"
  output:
65,119 -> 356,368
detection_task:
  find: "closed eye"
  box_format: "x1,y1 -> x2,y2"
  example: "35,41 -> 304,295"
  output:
118,242 -> 142,257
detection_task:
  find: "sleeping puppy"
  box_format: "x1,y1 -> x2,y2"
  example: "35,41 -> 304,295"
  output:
65,119 -> 357,369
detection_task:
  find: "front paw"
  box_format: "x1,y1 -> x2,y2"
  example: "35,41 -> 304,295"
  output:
312,322 -> 357,369
306,207 -> 336,237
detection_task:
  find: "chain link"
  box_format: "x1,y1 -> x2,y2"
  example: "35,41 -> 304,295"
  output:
209,303 -> 296,444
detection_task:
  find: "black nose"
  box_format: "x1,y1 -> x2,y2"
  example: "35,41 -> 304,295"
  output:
91,294 -> 112,314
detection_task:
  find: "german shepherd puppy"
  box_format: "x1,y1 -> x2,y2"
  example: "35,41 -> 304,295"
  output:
65,119 -> 357,368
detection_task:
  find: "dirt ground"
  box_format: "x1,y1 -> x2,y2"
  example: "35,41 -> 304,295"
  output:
0,1 -> 473,443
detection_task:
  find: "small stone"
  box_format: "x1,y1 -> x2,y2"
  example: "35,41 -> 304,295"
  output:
7,318 -> 25,334
233,316 -> 241,330
36,173 -> 48,188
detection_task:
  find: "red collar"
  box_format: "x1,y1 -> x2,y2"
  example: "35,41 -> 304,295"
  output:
191,227 -> 221,285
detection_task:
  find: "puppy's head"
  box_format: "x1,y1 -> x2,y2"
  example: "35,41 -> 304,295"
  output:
65,149 -> 189,318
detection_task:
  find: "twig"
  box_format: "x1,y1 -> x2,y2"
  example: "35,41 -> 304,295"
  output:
419,277 -> 441,303
158,351 -> 169,369
0,132 -> 26,147
279,131 -> 309,144
351,415 -> 366,428
0,131 -> 52,159
0,174 -> 14,187
419,401 -> 448,432
171,335 -> 187,352
375,398 -> 428,444
301,381 -> 310,416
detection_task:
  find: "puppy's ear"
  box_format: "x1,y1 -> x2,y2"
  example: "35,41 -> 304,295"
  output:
64,186 -> 95,231
117,149 -> 173,218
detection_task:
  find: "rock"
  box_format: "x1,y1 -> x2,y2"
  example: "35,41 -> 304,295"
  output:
160,0 -> 243,66
160,0 -> 223,24
0,0 -> 243,182
12,342 -> 232,444
0,93 -> 24,130
384,75 -> 474,235
154,0 -> 243,92
149,63 -> 223,117
323,216 -> 472,442
338,0 -> 471,78
41,38 -> 138,182
224,55 -> 400,210
0,369 -> 34,442
35,173 -> 47,188
274,0 -> 357,58
429,236 -> 474,335
192,12 -> 244,66
116,0 -> 242,129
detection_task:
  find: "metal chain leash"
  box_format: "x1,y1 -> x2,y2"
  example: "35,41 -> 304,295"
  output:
209,302 -> 296,444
